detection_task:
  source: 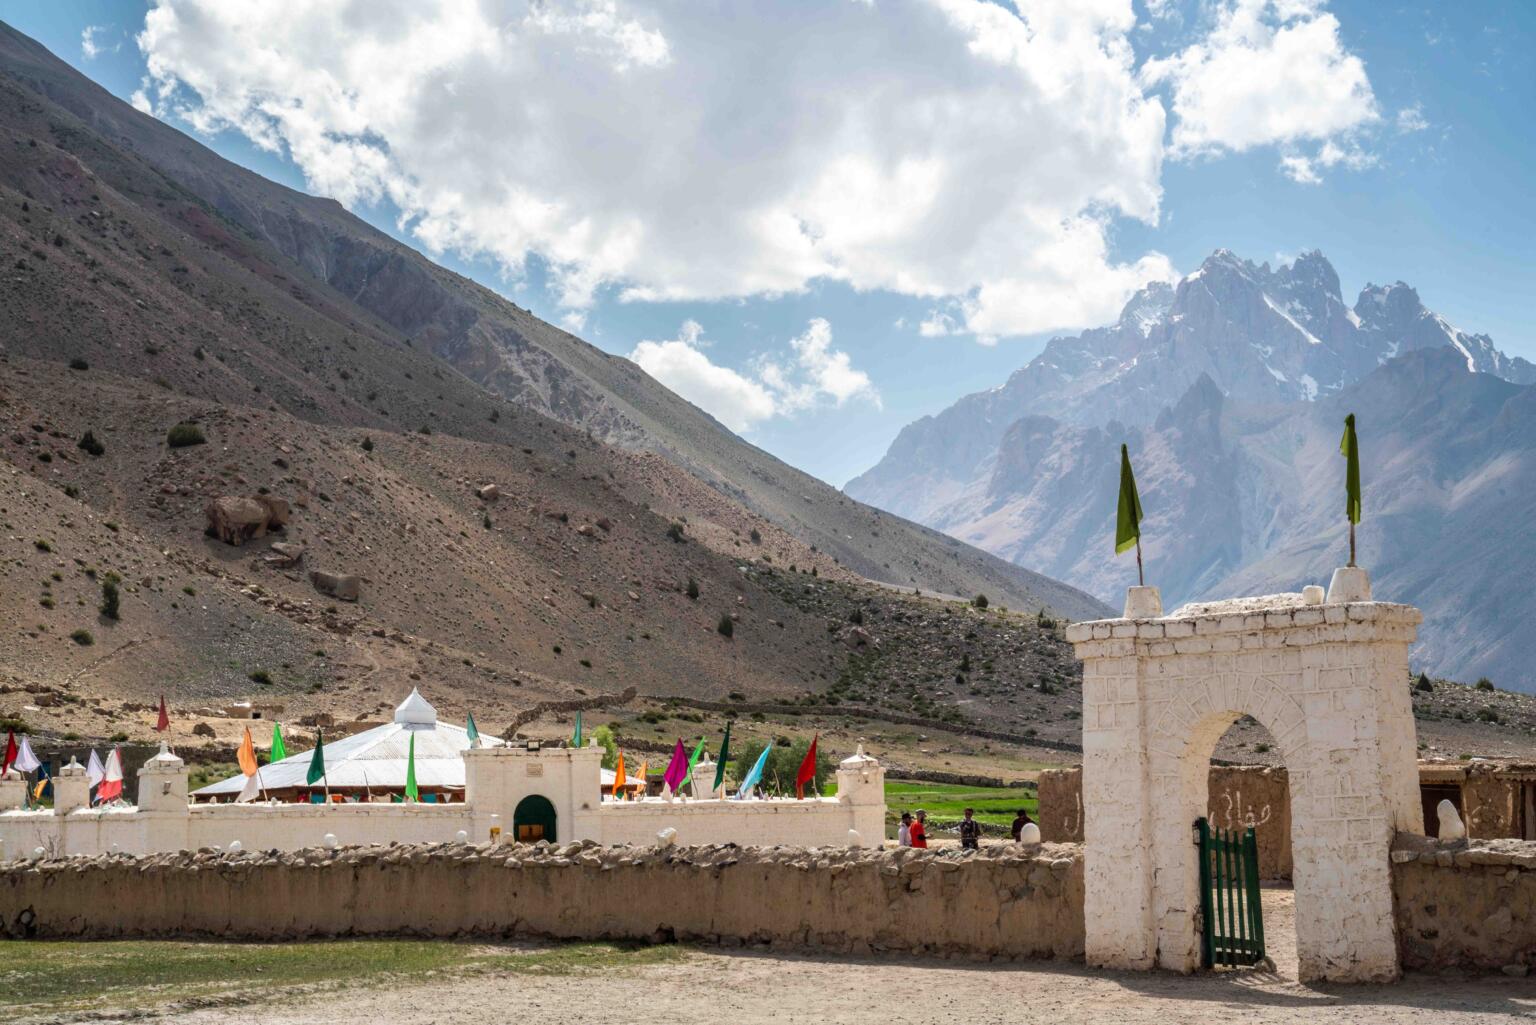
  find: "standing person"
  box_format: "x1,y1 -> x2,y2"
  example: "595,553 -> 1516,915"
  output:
1010,807 -> 1034,843
959,808 -> 981,850
910,809 -> 928,849
897,812 -> 913,847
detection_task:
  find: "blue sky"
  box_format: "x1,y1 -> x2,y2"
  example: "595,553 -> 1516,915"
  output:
5,1 -> 1532,487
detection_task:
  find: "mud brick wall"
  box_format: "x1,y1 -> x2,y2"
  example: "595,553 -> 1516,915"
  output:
1391,834 -> 1536,973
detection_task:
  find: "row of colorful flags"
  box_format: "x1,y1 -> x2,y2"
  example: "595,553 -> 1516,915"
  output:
2,729 -> 125,806
599,717 -> 822,801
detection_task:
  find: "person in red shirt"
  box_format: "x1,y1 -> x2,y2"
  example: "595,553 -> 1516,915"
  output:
909,809 -> 929,848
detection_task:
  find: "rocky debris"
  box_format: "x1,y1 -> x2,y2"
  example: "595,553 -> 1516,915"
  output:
576,523 -> 597,537
477,484 -> 499,502
263,541 -> 305,568
841,626 -> 876,651
309,570 -> 361,602
205,495 -> 291,546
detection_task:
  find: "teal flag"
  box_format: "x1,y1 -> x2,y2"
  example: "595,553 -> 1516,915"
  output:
736,745 -> 771,797
1115,443 -> 1143,555
466,713 -> 480,745
306,730 -> 326,786
711,721 -> 731,794
572,710 -> 583,748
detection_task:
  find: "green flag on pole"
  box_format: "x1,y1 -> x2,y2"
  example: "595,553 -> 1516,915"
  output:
466,712 -> 479,745
306,730 -> 326,785
270,722 -> 287,763
572,710 -> 583,748
1340,412 -> 1361,565
681,736 -> 707,787
711,721 -> 731,795
404,732 -> 419,802
1115,443 -> 1145,585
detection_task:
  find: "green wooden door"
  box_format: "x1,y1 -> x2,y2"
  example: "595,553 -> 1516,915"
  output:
1197,817 -> 1265,968
514,794 -> 557,844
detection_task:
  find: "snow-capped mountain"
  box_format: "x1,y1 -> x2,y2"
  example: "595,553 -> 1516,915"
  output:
846,250 -> 1536,689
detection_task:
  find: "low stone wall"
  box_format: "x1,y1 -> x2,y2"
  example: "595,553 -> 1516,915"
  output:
1037,766 -> 1293,879
1391,834 -> 1536,974
0,841 -> 1087,961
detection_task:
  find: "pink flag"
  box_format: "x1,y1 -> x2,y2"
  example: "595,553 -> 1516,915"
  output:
662,738 -> 688,794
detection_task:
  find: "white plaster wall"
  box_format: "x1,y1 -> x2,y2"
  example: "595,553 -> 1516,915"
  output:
1069,597 -> 1423,983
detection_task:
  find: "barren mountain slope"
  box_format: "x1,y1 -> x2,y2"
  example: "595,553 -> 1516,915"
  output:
0,21 -> 1103,621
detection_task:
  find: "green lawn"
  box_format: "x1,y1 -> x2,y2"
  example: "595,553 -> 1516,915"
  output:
884,780 -> 1038,832
1,939 -> 682,1017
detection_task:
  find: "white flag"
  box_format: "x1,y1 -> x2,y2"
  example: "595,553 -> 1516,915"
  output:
11,735 -> 40,773
85,749 -> 105,787
103,748 -> 123,783
236,769 -> 261,803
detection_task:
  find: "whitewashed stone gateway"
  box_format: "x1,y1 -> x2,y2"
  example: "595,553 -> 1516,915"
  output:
1066,573 -> 1424,983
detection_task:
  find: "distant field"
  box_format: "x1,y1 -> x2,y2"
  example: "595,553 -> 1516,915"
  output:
2,939 -> 681,1018
884,780 -> 1037,832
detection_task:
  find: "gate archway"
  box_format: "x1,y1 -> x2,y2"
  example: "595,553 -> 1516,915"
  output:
513,794 -> 557,843
1067,587 -> 1424,983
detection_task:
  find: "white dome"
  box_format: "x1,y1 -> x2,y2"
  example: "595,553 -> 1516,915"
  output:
393,687 -> 437,726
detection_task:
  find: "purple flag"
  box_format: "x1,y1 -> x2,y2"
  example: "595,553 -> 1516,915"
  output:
662,738 -> 688,794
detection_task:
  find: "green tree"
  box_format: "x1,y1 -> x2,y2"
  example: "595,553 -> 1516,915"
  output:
732,736 -> 834,797
99,577 -> 120,621
592,725 -> 618,769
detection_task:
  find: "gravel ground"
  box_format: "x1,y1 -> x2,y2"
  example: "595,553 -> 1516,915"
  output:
159,891 -> 1533,1025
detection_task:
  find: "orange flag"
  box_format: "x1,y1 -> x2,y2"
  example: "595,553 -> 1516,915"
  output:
636,761 -> 648,799
237,726 -> 259,776
612,752 -> 625,801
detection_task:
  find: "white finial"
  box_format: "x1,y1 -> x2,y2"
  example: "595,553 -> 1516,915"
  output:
1437,800 -> 1466,841
456,830 -> 469,844
229,840 -> 243,853
1019,823 -> 1042,845
323,832 -> 339,849
394,687 -> 437,726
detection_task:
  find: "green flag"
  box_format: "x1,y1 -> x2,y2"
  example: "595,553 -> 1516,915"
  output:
681,736 -> 707,787
306,730 -> 326,786
404,732 -> 419,802
1340,413 -> 1361,524
572,710 -> 583,748
711,721 -> 731,795
1115,443 -> 1143,555
466,712 -> 479,745
270,722 -> 287,763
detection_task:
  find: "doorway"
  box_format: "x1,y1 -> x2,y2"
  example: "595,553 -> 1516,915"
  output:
513,794 -> 557,843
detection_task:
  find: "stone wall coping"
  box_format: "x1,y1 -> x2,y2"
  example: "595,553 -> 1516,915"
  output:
3,837 -> 1086,872
1065,599 -> 1421,645
1390,833 -> 1536,870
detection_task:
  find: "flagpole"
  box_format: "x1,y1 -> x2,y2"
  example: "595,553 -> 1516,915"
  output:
1349,521 -> 1356,568
1135,535 -> 1144,587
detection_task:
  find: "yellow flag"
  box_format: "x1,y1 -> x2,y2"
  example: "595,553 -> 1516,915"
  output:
33,777 -> 48,801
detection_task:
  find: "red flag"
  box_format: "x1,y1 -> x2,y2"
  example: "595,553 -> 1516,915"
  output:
1,731 -> 15,776
795,734 -> 819,799
156,695 -> 170,733
97,747 -> 124,802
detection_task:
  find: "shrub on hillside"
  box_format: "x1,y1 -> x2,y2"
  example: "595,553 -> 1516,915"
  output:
686,577 -> 700,600
972,594 -> 989,609
77,431 -> 105,456
166,422 -> 206,448
1475,677 -> 1495,691
70,629 -> 94,646
717,615 -> 735,638
99,577 -> 120,621
69,357 -> 89,371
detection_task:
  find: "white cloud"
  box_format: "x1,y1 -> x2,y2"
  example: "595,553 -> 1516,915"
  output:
629,319 -> 877,432
81,26 -> 118,60
1142,0 -> 1377,179
134,0 -> 1174,340
1395,104 -> 1429,133
919,310 -> 962,338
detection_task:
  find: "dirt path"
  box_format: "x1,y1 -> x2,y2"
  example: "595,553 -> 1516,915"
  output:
159,943 -> 1534,1025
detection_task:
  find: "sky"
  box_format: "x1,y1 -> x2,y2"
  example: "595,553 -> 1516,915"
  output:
4,1 -> 1532,487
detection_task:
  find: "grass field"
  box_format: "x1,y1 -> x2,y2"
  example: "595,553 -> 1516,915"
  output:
884,780 -> 1037,833
2,939 -> 683,1018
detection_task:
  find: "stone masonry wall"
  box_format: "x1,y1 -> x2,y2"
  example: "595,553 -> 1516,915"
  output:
1039,766 -> 1292,879
1391,834 -> 1536,973
0,841 -> 1086,961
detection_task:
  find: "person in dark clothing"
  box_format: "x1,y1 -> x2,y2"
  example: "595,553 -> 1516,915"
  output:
1010,808 -> 1034,842
958,807 -> 981,850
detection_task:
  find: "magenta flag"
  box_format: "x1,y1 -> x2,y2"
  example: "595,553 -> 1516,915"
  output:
662,738 -> 688,794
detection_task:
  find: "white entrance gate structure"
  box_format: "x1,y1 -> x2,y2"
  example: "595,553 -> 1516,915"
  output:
1065,570 -> 1424,982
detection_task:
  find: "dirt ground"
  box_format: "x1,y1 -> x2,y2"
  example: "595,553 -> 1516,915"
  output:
152,890 -> 1533,1025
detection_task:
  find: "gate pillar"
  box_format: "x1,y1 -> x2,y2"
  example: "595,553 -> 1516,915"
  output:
1067,575 -> 1423,982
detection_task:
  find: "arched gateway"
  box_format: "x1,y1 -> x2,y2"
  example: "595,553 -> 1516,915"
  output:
514,794 -> 558,843
1066,573 -> 1424,983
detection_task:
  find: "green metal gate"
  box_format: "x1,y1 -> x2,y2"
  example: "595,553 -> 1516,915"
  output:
1196,817 -> 1265,968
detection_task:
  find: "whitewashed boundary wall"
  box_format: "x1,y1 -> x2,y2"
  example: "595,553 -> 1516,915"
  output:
0,744 -> 884,858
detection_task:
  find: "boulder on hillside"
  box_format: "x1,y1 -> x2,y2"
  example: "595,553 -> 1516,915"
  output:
264,542 -> 306,568
477,483 -> 499,501
192,722 -> 216,738
205,495 -> 290,546
841,626 -> 877,651
310,570 -> 361,602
